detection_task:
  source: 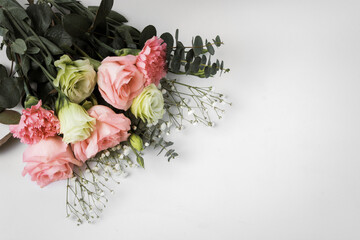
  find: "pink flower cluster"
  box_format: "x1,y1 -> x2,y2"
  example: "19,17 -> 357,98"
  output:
72,105 -> 131,162
10,36 -> 167,188
98,36 -> 167,110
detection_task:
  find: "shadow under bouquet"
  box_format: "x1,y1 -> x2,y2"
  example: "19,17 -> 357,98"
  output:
0,0 -> 230,224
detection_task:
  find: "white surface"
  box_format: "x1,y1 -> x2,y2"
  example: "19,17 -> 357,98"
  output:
1,0 -> 360,239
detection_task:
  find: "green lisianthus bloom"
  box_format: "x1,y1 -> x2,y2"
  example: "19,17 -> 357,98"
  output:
56,96 -> 95,144
130,84 -> 164,123
54,55 -> 97,104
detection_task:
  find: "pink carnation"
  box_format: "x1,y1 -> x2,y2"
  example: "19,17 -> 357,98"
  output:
71,105 -> 131,162
136,36 -> 167,86
9,101 -> 60,145
22,136 -> 82,188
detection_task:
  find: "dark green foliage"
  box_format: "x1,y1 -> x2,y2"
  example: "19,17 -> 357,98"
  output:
45,25 -> 73,50
0,65 -> 23,109
0,109 -> 21,125
139,25 -> 156,48
193,35 -> 203,56
26,3 -> 53,35
63,14 -> 92,38
90,0 -> 114,31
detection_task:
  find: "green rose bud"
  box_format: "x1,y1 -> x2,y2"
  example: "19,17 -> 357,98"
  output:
24,95 -> 39,109
130,84 -> 164,123
54,55 -> 97,104
130,134 -> 144,151
81,94 -> 98,110
56,96 -> 95,144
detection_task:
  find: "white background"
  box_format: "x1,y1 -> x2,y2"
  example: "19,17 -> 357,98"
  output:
1,0 -> 360,239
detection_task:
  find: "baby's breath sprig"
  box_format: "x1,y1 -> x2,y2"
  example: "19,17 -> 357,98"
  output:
161,78 -> 232,130
66,144 -> 137,225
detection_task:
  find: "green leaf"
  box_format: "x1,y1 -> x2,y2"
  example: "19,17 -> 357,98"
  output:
171,42 -> 184,73
0,110 -> 21,125
0,27 -> 9,38
20,55 -> 31,77
193,36 -> 203,56
214,35 -> 221,47
139,25 -> 157,48
211,63 -> 218,75
206,42 -> 215,55
26,46 -> 40,54
186,49 -> 194,63
116,25 -> 136,49
11,39 -> 27,55
0,9 -> 14,33
137,155 -> 145,168
0,133 -> 12,147
6,46 -> 14,61
45,25 -> 72,50
191,56 -> 201,73
88,6 -> 127,24
160,32 -> 174,61
26,36 -> 63,55
0,65 -> 23,109
90,0 -> 114,30
204,66 -> 211,78
26,3 -> 53,35
175,29 -> 179,42
63,13 -> 92,38
200,55 -> 207,70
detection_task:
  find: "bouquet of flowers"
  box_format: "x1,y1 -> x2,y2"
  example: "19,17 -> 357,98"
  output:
0,0 -> 230,224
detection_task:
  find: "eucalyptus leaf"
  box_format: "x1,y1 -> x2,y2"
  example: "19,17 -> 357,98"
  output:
186,49 -> 194,63
11,39 -> 27,55
0,110 -> 21,125
204,66 -> 211,78
139,25 -> 157,48
191,56 -> 201,73
211,63 -> 218,75
0,27 -> 9,37
193,36 -> 203,56
160,32 -> 174,61
175,29 -> 179,42
214,35 -> 221,47
206,42 -> 215,55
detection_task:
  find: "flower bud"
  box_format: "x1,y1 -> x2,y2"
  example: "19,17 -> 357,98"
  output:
24,95 -> 39,109
56,96 -> 95,143
54,55 -> 97,104
130,134 -> 143,151
81,94 -> 98,110
130,84 -> 164,123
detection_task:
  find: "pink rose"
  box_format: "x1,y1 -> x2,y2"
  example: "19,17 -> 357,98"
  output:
9,100 -> 60,145
136,36 -> 167,86
97,55 -> 145,110
71,105 -> 131,162
22,136 -> 81,188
